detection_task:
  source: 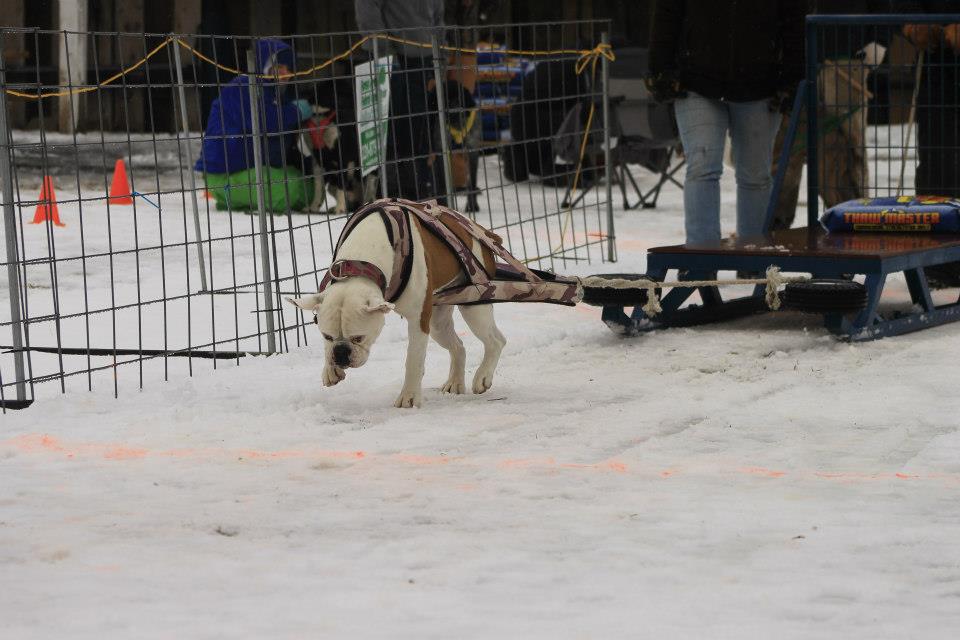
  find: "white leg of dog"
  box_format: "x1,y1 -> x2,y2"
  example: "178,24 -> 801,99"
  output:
322,364 -> 345,387
429,305 -> 466,394
395,322 -> 430,408
459,305 -> 506,394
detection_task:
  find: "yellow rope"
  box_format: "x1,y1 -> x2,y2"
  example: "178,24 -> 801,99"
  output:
1,33 -> 615,266
173,37 -> 374,79
4,37 -> 174,99
522,43 -> 615,264
3,36 -> 614,98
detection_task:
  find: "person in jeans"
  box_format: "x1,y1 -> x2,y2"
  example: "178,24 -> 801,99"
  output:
646,0 -> 809,246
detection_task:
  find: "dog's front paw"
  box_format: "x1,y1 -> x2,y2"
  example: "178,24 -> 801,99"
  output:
440,377 -> 465,394
323,365 -> 346,387
394,388 -> 423,408
472,369 -> 495,394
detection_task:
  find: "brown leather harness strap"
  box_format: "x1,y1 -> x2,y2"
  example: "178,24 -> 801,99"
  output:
319,201 -> 415,303
399,199 -> 543,284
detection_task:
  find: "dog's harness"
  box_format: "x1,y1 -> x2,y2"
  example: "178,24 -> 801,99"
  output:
318,198 -> 582,306
306,111 -> 337,150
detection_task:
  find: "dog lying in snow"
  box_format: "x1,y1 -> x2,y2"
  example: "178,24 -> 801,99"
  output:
286,198 -> 579,408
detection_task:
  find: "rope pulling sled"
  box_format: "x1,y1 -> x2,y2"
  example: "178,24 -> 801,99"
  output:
323,199 -> 869,318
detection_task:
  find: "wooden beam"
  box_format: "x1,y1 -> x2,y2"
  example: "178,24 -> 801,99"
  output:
116,0 -> 145,131
57,0 -> 88,133
0,0 -> 26,127
174,0 -> 203,130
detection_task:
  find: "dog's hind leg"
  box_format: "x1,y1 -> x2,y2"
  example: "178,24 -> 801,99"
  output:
334,188 -> 347,214
429,304 -> 466,394
458,304 -> 505,394
363,173 -> 380,204
395,322 -> 430,408
309,164 -> 327,212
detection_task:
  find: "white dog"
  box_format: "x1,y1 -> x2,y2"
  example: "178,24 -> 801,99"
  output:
287,200 -> 507,408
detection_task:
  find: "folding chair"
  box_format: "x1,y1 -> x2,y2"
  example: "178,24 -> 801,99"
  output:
557,47 -> 684,210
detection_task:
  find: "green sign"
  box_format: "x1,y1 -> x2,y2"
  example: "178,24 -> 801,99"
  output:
354,56 -> 392,177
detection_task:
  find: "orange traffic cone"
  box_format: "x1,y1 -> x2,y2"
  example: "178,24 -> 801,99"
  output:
108,158 -> 133,205
31,176 -> 66,227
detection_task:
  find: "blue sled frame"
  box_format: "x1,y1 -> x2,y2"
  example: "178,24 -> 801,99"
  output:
601,232 -> 960,341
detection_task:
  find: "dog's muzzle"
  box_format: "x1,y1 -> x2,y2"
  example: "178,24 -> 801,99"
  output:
332,342 -> 351,368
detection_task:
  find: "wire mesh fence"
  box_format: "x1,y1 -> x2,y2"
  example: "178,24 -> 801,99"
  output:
787,14 -> 960,229
0,20 -> 614,409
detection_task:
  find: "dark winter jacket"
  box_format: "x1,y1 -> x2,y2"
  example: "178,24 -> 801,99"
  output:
895,0 -> 960,82
813,1 -> 896,58
648,0 -> 811,102
195,39 -> 303,175
355,0 -> 445,59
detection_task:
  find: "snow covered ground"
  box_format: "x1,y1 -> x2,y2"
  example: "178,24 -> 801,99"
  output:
3,150 -> 960,638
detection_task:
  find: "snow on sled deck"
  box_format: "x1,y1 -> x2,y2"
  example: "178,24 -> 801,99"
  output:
318,198 -> 582,306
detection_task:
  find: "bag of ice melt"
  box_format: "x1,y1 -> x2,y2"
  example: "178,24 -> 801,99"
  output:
820,196 -> 960,233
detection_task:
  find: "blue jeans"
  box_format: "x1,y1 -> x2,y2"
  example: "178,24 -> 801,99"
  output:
674,92 -> 781,246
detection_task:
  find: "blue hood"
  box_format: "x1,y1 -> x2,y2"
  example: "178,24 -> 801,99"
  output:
254,39 -> 295,75
194,38 -> 303,175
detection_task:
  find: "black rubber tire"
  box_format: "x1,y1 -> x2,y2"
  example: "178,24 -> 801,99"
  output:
782,279 -> 868,314
581,273 -> 660,307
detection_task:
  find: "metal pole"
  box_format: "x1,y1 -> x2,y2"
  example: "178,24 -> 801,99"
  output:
601,31 -> 616,262
172,37 -> 209,292
805,18 -> 820,229
371,36 -> 389,199
430,32 -> 456,209
247,49 -> 277,354
0,55 -> 27,401
898,50 -> 924,196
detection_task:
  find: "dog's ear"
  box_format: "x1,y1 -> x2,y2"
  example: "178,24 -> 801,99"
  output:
364,300 -> 394,315
286,293 -> 325,311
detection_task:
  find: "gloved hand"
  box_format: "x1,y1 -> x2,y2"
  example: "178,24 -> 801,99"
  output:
945,24 -> 960,53
769,84 -> 797,115
903,24 -> 943,51
292,98 -> 313,122
643,71 -> 687,104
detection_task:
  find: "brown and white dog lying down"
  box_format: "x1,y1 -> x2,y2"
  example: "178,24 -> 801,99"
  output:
287,199 -> 506,408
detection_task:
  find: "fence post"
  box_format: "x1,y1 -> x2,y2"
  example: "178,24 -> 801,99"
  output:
0,52 -> 28,402
371,36 -> 389,199
171,36 -> 209,292
246,48 -> 277,354
430,32 -> 456,210
601,31 -> 616,262
805,18 -> 819,229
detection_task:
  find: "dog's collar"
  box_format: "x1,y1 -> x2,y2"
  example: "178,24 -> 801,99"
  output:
318,260 -> 388,295
325,203 -> 414,303
307,111 -> 337,150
